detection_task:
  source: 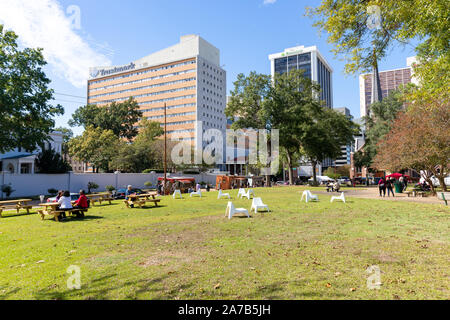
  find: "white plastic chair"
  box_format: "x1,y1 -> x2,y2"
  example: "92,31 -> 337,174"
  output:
301,190 -> 319,202
218,189 -> 230,199
225,202 -> 250,219
251,197 -> 270,213
173,190 -> 183,199
190,190 -> 202,198
330,192 -> 346,203
237,188 -> 246,199
242,189 -> 255,200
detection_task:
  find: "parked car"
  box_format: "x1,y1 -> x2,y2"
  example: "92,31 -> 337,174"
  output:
308,176 -> 335,185
47,193 -> 79,203
114,188 -> 143,199
338,177 -> 350,184
276,181 -> 289,186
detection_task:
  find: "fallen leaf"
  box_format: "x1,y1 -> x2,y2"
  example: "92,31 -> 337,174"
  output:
326,283 -> 332,288
214,283 -> 221,290
36,260 -> 45,264
334,272 -> 342,276
350,288 -> 356,292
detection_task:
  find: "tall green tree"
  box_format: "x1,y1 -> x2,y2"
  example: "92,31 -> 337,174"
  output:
264,69 -> 323,184
0,25 -> 64,153
69,98 -> 142,141
302,108 -> 358,183
68,127 -> 122,172
306,0 -> 449,74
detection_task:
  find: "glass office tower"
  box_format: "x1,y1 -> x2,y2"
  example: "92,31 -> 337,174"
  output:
269,45 -> 333,108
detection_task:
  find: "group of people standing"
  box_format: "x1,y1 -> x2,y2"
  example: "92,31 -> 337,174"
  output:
377,175 -> 408,197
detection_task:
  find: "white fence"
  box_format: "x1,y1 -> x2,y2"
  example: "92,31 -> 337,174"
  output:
0,172 -> 219,199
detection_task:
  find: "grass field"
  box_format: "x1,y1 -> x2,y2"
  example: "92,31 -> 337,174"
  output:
0,187 -> 448,300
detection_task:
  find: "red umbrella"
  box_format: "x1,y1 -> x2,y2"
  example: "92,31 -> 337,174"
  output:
386,173 -> 412,180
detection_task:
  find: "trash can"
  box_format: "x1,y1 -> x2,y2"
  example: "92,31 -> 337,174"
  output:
394,182 -> 403,193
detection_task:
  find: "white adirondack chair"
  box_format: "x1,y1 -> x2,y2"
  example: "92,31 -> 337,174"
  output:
330,192 -> 346,203
173,189 -> 183,199
242,189 -> 255,200
237,188 -> 246,198
251,197 -> 270,213
225,202 -> 250,219
217,189 -> 230,199
190,190 -> 202,198
301,190 -> 319,202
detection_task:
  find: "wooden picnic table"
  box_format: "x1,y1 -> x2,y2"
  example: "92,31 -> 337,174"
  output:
37,202 -> 88,222
86,193 -> 114,206
124,192 -> 160,208
0,199 -> 33,217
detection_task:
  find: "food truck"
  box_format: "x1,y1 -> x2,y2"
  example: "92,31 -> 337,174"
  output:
215,175 -> 248,190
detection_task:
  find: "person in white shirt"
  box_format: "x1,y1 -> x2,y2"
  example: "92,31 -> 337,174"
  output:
57,190 -> 73,220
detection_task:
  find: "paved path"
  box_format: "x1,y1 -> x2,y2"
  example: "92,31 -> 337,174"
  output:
318,187 -> 445,205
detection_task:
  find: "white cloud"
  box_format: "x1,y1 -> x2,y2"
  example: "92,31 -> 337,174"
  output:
263,0 -> 277,4
0,0 -> 111,88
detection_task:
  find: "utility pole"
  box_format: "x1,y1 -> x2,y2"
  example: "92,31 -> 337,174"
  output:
163,103 -> 167,195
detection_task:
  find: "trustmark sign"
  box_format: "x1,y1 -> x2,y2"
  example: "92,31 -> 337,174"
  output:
89,62 -> 136,79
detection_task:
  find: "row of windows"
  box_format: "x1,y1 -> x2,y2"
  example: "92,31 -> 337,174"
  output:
202,95 -> 224,106
159,120 -> 195,127
89,60 -> 196,85
89,77 -> 196,99
146,111 -> 195,120
167,129 -> 195,134
89,69 -> 196,93
202,87 -> 224,99
141,102 -> 196,113
90,87 -> 196,105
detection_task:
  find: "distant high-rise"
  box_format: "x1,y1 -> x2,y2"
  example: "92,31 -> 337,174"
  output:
269,45 -> 333,108
359,57 -> 415,118
334,107 -> 354,167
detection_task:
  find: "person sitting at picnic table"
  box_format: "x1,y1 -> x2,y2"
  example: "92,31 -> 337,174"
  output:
326,182 -> 334,192
334,181 -> 341,193
57,190 -> 73,220
125,185 -> 136,208
73,189 -> 89,216
55,190 -> 64,202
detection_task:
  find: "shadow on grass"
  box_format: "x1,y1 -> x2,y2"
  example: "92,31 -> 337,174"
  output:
0,286 -> 21,299
32,273 -> 174,300
0,212 -> 38,219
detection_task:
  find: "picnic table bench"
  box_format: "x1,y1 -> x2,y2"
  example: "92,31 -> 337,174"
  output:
37,202 -> 88,222
406,190 -> 426,197
86,193 -> 114,206
0,199 -> 33,217
124,193 -> 161,208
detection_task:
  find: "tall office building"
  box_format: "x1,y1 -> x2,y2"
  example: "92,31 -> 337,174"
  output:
334,107 -> 354,167
359,57 -> 415,118
269,45 -> 333,108
88,35 -> 227,146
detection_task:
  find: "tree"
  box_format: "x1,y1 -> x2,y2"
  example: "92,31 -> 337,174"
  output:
69,98 -> 142,141
0,25 -> 64,153
226,72 -> 273,186
68,127 -> 122,172
374,100 -> 449,193
302,108 -> 358,184
263,69 -> 323,185
306,0 -> 449,74
35,148 -> 72,173
354,90 -> 404,168
109,119 -> 164,173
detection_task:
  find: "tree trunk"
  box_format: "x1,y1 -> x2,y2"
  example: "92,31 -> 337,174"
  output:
312,160 -> 317,184
287,152 -> 293,185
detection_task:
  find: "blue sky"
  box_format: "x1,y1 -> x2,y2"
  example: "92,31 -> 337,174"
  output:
0,0 -> 417,136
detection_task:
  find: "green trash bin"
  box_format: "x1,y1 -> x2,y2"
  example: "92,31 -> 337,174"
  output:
394,182 -> 403,193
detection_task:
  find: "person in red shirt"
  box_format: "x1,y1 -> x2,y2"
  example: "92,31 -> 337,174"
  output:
73,189 -> 89,217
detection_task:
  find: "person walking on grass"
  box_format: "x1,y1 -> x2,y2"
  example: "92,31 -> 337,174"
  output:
378,178 -> 386,197
403,175 -> 408,191
386,178 -> 395,197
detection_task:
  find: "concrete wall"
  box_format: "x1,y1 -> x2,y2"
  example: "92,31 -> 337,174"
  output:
0,172 -> 220,198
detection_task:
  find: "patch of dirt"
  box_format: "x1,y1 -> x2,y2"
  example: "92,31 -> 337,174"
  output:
373,252 -> 399,263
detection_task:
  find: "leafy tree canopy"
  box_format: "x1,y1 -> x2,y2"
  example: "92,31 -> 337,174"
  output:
0,24 -> 64,153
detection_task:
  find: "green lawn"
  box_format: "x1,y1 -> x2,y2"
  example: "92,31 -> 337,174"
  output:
0,187 -> 448,300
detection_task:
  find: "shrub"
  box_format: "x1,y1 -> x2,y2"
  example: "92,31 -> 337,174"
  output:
47,188 -> 58,196
87,182 -> 99,194
105,185 -> 116,192
144,181 -> 152,187
1,184 -> 15,198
